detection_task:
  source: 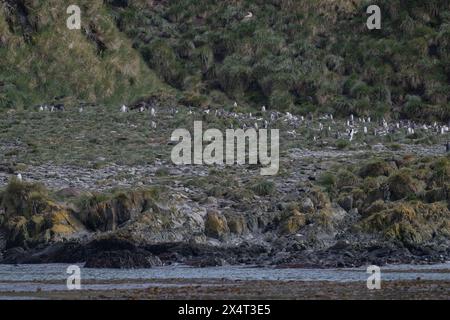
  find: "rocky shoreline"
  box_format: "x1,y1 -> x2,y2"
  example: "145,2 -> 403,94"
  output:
1,110 -> 449,269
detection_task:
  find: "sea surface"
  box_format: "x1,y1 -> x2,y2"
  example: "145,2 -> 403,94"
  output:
0,263 -> 449,296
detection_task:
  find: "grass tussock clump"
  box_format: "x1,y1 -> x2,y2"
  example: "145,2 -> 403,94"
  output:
0,179 -> 86,248
0,178 -> 51,220
357,201 -> 450,246
359,160 -> 395,178
387,169 -> 423,201
251,179 -> 276,197
76,188 -> 163,232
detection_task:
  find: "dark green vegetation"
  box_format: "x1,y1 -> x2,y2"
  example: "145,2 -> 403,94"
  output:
1,0 -> 450,121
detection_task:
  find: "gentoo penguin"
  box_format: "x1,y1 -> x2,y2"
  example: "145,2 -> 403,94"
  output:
79,107 -> 84,113
16,173 -> 22,181
271,113 -> 276,121
38,105 -> 44,112
151,121 -> 157,129
446,141 -> 450,153
364,126 -> 368,134
349,128 -> 355,141
150,108 -> 156,117
244,12 -> 253,19
120,105 -> 128,113
261,106 -> 266,112
233,101 -> 238,108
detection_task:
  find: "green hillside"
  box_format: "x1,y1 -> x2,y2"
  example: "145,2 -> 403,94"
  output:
0,0 -> 165,109
1,0 -> 449,121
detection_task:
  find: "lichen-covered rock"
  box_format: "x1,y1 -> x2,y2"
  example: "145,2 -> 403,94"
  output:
278,208 -> 306,235
308,188 -> 331,210
225,213 -> 247,235
76,189 -> 161,232
300,197 -> 315,214
204,210 -> 229,239
357,201 -> 450,246
46,210 -> 87,240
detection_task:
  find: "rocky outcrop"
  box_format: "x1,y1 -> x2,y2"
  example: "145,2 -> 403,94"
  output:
76,189 -> 161,232
85,250 -> 162,269
204,211 -> 229,239
278,207 -> 306,235
0,180 -> 87,249
1,162 -> 450,269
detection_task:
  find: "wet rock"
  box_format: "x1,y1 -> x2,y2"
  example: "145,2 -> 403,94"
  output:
329,240 -> 351,251
2,247 -> 26,263
338,195 -> 353,212
85,249 -> 162,269
186,256 -> 229,267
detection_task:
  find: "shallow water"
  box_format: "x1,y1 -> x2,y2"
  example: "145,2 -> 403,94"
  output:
0,263 -> 449,293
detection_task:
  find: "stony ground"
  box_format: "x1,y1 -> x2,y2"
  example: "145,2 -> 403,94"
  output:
0,107 -> 448,190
